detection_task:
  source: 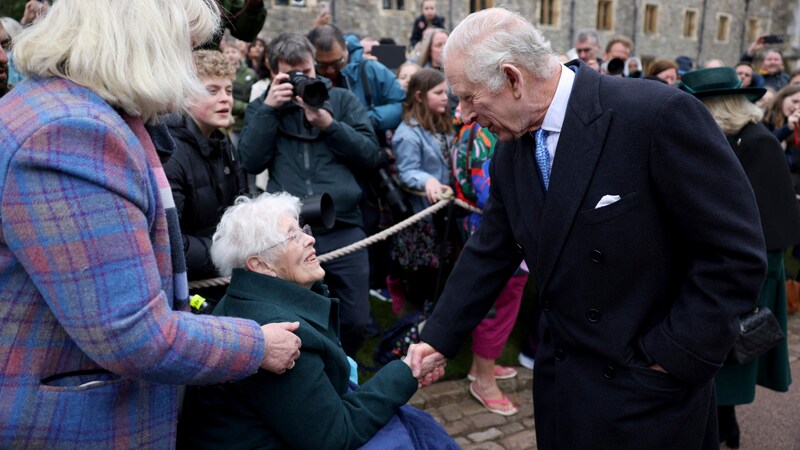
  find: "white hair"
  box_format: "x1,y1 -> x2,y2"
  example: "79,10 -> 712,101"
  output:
443,8 -> 557,93
12,0 -> 221,123
0,17 -> 22,39
211,192 -> 302,277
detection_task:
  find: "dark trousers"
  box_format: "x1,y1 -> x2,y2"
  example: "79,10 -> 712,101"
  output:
315,226 -> 370,356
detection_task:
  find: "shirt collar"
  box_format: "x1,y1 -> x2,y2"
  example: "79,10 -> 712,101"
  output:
540,64 -> 575,134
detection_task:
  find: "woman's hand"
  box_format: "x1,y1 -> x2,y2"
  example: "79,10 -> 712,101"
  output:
424,177 -> 446,204
260,322 -> 302,374
788,110 -> 800,131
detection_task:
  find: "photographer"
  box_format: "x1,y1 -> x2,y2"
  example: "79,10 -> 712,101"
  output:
742,35 -> 789,91
238,32 -> 383,356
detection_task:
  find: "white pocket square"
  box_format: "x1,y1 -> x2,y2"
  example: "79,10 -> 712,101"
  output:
595,195 -> 621,209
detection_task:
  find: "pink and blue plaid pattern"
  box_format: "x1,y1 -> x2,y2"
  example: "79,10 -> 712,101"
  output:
0,78 -> 265,448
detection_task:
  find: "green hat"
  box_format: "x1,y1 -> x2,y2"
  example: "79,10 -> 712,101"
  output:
677,67 -> 766,102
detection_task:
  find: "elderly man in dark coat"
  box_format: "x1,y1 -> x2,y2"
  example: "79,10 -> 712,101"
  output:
409,8 -> 767,450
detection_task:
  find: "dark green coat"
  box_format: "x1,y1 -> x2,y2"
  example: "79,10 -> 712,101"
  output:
177,269 -> 418,449
715,123 -> 799,405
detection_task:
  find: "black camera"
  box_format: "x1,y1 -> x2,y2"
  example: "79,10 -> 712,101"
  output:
285,70 -> 329,108
762,34 -> 784,44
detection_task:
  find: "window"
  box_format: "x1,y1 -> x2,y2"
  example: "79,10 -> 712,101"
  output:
643,4 -> 658,35
470,0 -> 494,13
597,0 -> 613,31
747,18 -> 760,44
716,14 -> 731,42
383,0 -> 404,9
683,9 -> 697,38
540,0 -> 558,26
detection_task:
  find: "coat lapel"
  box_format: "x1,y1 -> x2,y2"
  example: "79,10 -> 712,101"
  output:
536,63 -> 612,287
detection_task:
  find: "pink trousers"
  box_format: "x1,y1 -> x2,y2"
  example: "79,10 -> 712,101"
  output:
471,273 -> 528,360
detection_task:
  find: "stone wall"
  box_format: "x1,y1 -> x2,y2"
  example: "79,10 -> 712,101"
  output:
258,0 -> 796,70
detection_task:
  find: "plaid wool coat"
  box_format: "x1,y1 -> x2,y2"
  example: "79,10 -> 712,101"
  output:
0,78 -> 266,448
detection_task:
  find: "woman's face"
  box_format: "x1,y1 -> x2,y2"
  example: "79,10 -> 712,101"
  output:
422,1 -> 437,21
430,32 -> 447,69
268,215 -> 324,288
656,68 -> 678,86
398,65 -> 419,91
424,81 -> 448,114
781,92 -> 800,118
248,40 -> 265,61
736,65 -> 754,87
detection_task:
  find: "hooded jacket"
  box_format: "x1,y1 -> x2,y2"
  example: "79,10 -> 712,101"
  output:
340,35 -> 406,133
164,115 -> 247,280
238,77 -> 382,227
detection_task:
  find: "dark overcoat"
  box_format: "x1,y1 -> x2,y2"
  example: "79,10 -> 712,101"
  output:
420,61 -> 767,449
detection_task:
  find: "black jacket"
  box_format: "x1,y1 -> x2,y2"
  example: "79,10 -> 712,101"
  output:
238,78 -> 381,227
409,15 -> 445,48
730,122 -> 800,250
164,115 -> 247,280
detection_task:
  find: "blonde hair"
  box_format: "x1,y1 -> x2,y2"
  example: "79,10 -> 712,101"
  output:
193,50 -> 235,80
13,0 -> 221,122
701,95 -> 764,136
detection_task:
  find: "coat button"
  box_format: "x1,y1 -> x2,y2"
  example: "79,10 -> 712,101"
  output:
554,348 -> 566,361
586,309 -> 601,323
602,365 -> 616,379
543,299 -> 552,311
590,249 -> 604,263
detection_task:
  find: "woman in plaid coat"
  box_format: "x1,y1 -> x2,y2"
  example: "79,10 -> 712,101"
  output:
0,1 -> 300,447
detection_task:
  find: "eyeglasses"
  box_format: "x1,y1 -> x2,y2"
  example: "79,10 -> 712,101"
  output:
315,56 -> 346,71
266,224 -> 313,251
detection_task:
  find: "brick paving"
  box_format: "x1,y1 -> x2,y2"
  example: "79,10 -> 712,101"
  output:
413,312 -> 800,449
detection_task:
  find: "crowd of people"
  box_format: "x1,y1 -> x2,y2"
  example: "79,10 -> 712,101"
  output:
0,0 -> 797,448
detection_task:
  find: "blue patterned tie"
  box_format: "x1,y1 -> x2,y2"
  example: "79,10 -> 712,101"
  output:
535,128 -> 551,190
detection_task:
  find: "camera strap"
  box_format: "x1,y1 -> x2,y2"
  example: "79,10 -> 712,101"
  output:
359,60 -> 374,110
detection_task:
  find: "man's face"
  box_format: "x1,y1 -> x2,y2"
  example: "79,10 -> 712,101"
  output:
736,65 -> 754,87
188,77 -> 233,136
574,38 -> 598,63
762,51 -> 783,74
314,41 -> 347,82
604,42 -> 630,61
277,55 -> 317,80
446,54 -> 530,141
0,23 -> 9,91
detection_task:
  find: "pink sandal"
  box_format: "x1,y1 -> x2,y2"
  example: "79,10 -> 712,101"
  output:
469,382 -> 519,416
467,365 -> 518,382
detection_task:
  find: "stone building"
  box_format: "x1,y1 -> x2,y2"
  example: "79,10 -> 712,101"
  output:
260,0 -> 799,70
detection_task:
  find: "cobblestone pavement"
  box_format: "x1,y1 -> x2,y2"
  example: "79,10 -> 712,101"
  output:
413,313 -> 800,450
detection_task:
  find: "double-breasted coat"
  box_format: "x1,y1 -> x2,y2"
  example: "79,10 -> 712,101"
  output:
420,61 -> 767,449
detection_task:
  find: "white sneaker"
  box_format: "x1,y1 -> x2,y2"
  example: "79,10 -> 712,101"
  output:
518,352 -> 534,370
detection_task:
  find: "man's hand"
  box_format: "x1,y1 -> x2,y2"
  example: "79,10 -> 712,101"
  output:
260,322 -> 301,374
747,34 -> 768,57
408,342 -> 447,387
264,73 -> 295,109
296,97 -> 333,130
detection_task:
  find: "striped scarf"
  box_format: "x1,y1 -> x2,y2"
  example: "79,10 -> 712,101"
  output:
124,115 -> 191,310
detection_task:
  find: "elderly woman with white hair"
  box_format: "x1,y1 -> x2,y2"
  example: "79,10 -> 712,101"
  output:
178,192 -> 459,450
0,0 -> 300,447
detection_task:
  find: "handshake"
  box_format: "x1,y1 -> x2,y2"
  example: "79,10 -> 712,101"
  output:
402,342 -> 448,388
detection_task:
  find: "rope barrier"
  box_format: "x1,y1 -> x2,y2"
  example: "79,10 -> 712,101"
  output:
187,189 -> 482,290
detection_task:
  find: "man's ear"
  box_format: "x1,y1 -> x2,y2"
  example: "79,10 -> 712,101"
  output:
502,64 -> 524,99
246,255 -> 278,276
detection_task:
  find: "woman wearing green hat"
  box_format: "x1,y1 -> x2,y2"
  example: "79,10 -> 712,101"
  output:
679,67 -> 800,448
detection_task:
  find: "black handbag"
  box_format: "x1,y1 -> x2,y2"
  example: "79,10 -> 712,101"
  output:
728,307 -> 785,365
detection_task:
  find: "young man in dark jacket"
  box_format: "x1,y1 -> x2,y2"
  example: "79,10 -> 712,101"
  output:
238,32 -> 384,356
164,50 -> 247,302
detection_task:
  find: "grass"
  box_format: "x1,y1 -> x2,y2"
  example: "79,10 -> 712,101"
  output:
356,277 -> 539,382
